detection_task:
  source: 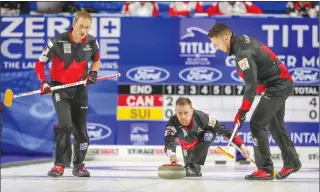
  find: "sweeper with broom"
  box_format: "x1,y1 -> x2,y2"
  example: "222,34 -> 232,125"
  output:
162,97 -> 250,178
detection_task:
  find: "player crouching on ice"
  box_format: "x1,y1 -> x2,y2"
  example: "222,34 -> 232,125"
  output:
164,97 -> 250,177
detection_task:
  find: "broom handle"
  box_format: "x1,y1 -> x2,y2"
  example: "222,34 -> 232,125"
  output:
230,142 -> 256,164
226,121 -> 240,150
14,73 -> 121,98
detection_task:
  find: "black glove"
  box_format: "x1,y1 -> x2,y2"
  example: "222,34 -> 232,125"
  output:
86,71 -> 97,86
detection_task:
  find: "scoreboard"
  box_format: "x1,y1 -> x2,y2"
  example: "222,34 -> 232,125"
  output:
117,84 -> 319,123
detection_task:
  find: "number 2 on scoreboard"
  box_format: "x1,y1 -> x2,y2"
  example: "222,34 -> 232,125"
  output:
164,96 -> 174,121
166,96 -> 173,106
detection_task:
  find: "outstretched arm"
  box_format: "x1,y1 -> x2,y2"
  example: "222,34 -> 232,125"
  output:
205,115 -> 244,148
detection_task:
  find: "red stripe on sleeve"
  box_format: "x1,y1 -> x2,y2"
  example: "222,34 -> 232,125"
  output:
240,98 -> 252,111
35,60 -> 46,82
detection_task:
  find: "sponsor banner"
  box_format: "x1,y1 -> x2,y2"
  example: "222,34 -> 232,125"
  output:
117,107 -> 163,120
247,146 -> 319,163
120,64 -> 318,85
116,121 -> 318,146
127,147 -> 165,155
117,95 -> 163,107
120,65 -> 228,84
178,66 -> 223,84
117,17 -> 318,85
307,151 -> 319,161
213,122 -> 319,147
1,16 -> 120,72
87,145 -> 318,164
125,66 -> 170,83
117,121 -> 167,145
86,115 -> 116,145
86,146 -> 120,156
178,18 -> 216,66
88,145 -> 234,162
1,95 -> 57,155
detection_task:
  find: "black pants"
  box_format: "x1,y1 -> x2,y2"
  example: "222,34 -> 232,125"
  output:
250,85 -> 301,173
52,85 -> 89,167
182,130 -> 215,172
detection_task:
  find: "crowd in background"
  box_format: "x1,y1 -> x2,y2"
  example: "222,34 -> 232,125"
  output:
1,1 -> 319,18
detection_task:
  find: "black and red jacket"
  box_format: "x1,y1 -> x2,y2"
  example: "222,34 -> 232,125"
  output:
230,34 -> 292,113
35,28 -> 100,84
164,110 -> 244,153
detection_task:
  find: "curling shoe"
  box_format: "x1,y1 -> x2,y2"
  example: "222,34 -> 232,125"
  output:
245,169 -> 274,180
185,164 -> 202,177
72,163 -> 90,177
47,165 -> 64,177
276,163 -> 302,180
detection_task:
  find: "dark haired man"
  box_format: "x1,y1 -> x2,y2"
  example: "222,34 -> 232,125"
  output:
207,23 -> 301,180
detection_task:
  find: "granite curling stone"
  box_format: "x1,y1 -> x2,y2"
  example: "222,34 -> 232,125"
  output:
158,163 -> 186,179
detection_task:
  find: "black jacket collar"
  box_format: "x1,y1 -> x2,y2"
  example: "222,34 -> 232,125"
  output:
229,33 -> 236,56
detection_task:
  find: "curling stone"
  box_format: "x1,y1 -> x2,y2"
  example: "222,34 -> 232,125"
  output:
158,163 -> 186,179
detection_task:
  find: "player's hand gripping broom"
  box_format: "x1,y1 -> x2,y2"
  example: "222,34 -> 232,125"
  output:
215,121 -> 240,159
3,72 -> 121,108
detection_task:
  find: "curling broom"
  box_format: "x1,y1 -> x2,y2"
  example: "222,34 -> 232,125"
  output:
215,121 -> 240,159
215,123 -> 277,176
4,72 -> 121,108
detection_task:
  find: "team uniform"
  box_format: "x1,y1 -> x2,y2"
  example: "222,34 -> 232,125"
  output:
164,110 -> 244,176
230,34 -> 301,179
35,28 -> 100,177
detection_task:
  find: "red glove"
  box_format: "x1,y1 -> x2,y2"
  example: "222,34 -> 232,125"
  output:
40,81 -> 51,95
223,135 -> 244,145
233,110 -> 247,129
85,71 -> 97,86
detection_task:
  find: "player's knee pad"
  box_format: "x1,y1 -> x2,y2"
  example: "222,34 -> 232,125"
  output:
75,134 -> 89,149
79,142 -> 89,151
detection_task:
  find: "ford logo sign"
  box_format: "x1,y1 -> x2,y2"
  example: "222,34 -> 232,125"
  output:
87,123 -> 112,141
230,70 -> 244,83
288,67 -> 319,84
126,66 -> 170,83
179,67 -> 222,83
